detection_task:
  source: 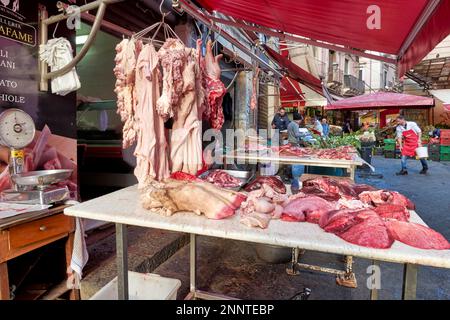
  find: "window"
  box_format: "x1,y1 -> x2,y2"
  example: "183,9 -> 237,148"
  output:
359,69 -> 363,80
344,58 -> 349,75
383,70 -> 388,87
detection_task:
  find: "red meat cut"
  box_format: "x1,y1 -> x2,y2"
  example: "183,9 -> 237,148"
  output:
244,176 -> 286,194
282,195 -> 335,223
359,190 -> 415,210
339,216 -> 394,249
385,220 -> 450,250
373,204 -> 410,221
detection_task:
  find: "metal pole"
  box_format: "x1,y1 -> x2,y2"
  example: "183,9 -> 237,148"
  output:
402,263 -> 418,300
38,5 -> 49,91
116,223 -> 128,300
178,0 -> 283,79
190,234 -> 197,296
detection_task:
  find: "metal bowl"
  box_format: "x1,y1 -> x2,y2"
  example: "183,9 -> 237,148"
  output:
11,169 -> 73,186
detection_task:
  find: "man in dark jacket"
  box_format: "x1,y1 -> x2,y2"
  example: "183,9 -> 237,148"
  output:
271,107 -> 290,131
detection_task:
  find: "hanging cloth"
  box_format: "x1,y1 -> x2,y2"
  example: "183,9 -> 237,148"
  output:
39,37 -> 81,96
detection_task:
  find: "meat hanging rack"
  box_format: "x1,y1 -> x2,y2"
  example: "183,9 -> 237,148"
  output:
38,0 -> 125,91
174,0 -> 284,80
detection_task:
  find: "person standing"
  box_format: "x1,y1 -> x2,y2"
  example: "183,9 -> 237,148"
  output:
395,115 -> 428,175
287,112 -> 305,193
342,119 -> 353,134
271,107 -> 290,131
321,117 -> 330,137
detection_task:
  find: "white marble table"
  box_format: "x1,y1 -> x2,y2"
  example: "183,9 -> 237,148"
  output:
65,185 -> 450,300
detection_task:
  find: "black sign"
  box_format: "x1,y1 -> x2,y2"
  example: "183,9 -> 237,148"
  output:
0,1 -> 36,47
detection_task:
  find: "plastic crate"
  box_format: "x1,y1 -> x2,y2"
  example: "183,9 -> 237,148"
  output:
430,154 -> 440,161
440,129 -> 450,139
440,137 -> 450,146
428,144 -> 441,151
441,146 -> 450,154
90,272 -> 181,300
440,154 -> 450,161
384,150 -> 395,158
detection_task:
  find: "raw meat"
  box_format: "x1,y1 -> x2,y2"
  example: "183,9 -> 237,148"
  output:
300,186 -> 341,201
319,208 -> 378,234
337,198 -> 368,210
161,39 -> 204,175
204,40 -> 226,130
273,145 -> 358,160
141,179 -> 245,219
303,177 -> 357,198
359,190 -> 415,210
373,204 -> 410,221
281,195 -> 335,223
170,171 -> 200,181
339,216 -> 394,249
385,220 -> 450,250
114,39 -> 141,148
250,68 -> 260,110
240,212 -> 271,229
201,170 -> 242,188
134,44 -> 169,187
244,176 -> 286,194
239,184 -> 287,229
156,38 -> 187,121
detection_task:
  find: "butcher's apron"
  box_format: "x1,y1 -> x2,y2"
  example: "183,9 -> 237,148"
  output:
401,129 -> 419,157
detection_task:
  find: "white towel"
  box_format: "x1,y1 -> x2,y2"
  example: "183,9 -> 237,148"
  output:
65,201 -> 89,290
39,37 -> 81,96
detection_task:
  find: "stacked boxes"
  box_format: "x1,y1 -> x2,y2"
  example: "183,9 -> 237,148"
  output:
440,145 -> 450,161
384,139 -> 396,158
428,143 -> 440,161
441,129 -> 450,147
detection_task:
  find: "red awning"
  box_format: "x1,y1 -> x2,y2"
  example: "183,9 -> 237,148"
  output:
263,45 -> 323,95
280,77 -> 305,107
325,92 -> 434,111
194,0 -> 450,76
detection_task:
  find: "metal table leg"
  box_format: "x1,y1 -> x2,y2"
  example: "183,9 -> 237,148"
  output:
116,223 -> 128,300
402,263 -> 418,300
190,234 -> 197,296
349,166 -> 356,181
369,260 -> 379,300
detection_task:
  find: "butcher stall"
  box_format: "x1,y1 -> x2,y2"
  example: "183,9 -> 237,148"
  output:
65,180 -> 450,300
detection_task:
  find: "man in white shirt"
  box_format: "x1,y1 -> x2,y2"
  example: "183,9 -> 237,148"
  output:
395,115 -> 428,175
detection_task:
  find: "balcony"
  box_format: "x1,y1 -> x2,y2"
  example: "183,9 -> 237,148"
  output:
343,74 -> 365,96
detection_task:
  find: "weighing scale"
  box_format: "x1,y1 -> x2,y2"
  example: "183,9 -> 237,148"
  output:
0,108 -> 72,204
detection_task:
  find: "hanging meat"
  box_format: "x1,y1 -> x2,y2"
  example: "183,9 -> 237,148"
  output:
157,38 -> 204,175
133,44 -> 170,187
204,40 -> 226,130
114,39 -> 142,149
250,67 -> 260,110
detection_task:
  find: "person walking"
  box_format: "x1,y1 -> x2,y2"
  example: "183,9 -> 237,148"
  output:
395,115 -> 428,175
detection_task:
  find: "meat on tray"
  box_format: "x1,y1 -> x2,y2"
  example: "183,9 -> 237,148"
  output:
141,179 -> 246,220
201,170 -> 242,188
244,176 -> 286,194
273,144 -> 358,160
359,190 -> 415,210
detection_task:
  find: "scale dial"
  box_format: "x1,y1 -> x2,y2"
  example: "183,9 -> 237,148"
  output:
0,108 -> 35,149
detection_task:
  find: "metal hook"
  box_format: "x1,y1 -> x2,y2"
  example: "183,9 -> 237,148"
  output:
52,21 -> 60,39
159,0 -> 170,16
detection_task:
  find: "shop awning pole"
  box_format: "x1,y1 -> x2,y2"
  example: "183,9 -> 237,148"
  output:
177,0 -> 283,79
